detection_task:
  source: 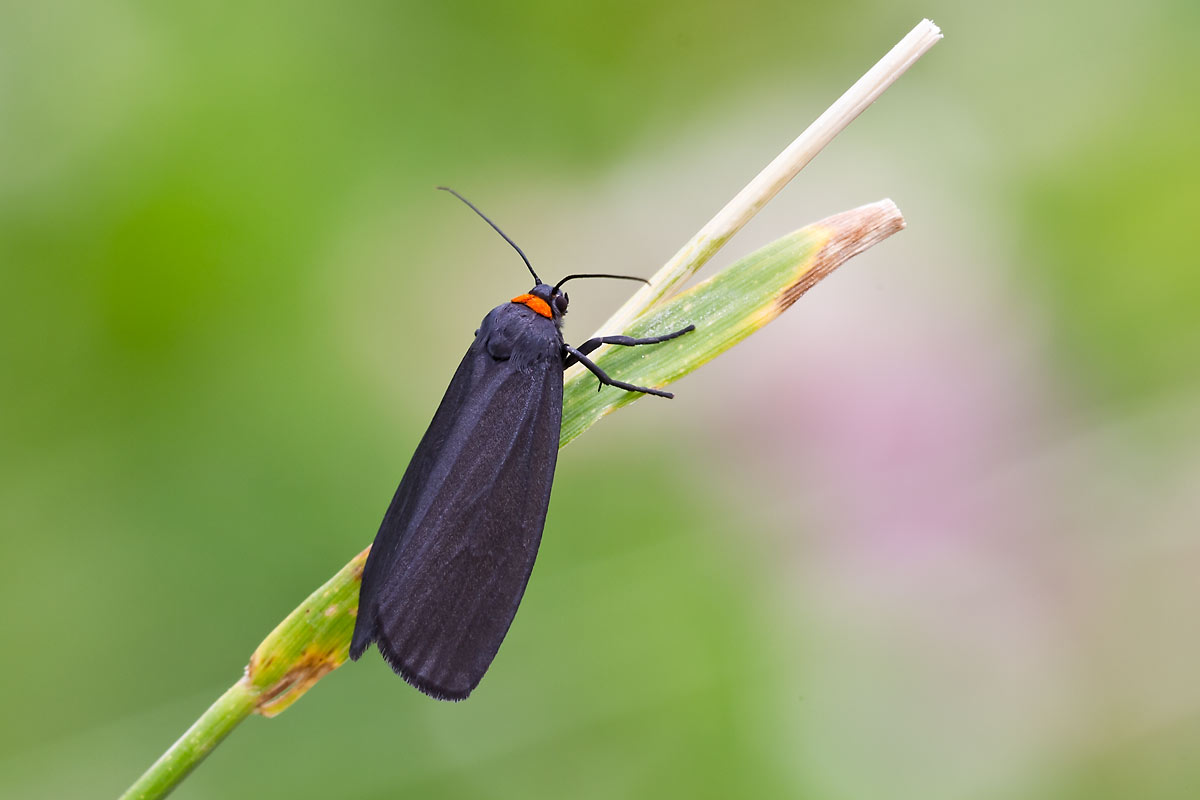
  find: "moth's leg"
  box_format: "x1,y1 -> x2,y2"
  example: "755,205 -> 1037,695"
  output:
562,344 -> 675,398
563,324 -> 695,367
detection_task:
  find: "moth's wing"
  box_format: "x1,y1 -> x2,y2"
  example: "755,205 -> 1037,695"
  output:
351,306 -> 563,700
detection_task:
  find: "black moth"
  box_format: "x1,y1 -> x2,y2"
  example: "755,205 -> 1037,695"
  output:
349,188 -> 695,700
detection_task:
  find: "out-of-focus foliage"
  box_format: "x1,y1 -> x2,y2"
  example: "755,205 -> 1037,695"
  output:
1023,83 -> 1200,407
2,1 -> 1199,799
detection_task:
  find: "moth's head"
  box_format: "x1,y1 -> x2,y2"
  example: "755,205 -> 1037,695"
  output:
532,283 -> 569,318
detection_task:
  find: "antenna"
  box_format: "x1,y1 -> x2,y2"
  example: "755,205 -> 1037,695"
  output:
437,187 -> 540,284
554,273 -> 651,290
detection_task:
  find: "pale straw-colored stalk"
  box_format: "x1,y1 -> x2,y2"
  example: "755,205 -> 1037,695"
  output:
592,18 -> 941,340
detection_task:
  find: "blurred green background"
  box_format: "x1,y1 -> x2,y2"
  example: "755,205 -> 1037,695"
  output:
3,2 -> 1199,798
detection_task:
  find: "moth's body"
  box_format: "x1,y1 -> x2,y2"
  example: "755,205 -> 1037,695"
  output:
350,189 -> 693,701
350,290 -> 567,700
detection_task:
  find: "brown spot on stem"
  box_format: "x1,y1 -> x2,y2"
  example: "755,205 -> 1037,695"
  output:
778,200 -> 905,312
253,646 -> 345,718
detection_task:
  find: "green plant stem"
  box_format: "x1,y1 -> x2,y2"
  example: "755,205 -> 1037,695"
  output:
120,549 -> 369,799
118,680 -> 256,800
117,198 -> 904,800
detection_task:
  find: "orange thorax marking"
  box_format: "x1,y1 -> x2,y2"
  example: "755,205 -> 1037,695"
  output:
511,293 -> 552,318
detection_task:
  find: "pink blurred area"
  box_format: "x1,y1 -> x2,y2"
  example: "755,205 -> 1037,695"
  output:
676,176 -> 1200,794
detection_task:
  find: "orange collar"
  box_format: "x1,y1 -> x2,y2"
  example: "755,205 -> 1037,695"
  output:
510,293 -> 552,318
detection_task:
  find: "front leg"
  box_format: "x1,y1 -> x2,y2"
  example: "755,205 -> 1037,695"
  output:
563,324 -> 696,367
562,344 -> 675,399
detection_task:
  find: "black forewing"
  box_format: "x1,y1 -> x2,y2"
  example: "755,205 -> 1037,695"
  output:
350,303 -> 563,700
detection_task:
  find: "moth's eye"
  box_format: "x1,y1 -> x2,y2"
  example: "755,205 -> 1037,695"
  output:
554,294 -> 569,313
